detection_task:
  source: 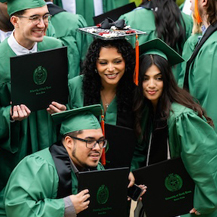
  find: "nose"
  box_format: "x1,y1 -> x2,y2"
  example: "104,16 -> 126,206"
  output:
36,18 -> 46,27
92,142 -> 101,151
107,63 -> 115,72
147,78 -> 156,88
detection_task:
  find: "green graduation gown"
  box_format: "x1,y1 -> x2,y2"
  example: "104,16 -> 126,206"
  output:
68,75 -> 117,125
4,147 -> 104,217
48,4 -> 92,79
0,36 -> 63,216
131,103 -> 217,216
180,30 -> 217,133
119,7 -> 193,81
178,33 -> 201,87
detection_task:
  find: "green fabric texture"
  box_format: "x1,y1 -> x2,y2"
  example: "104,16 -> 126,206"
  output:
119,8 -> 193,81
3,148 -> 104,217
50,10 -> 91,79
179,31 -> 217,133
178,33 -> 201,87
7,0 -> 45,16
0,36 -> 63,216
52,104 -> 102,135
131,103 -> 217,216
68,75 -> 117,126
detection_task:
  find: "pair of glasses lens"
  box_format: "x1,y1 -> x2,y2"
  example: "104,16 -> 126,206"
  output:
69,136 -> 107,149
86,139 -> 107,149
17,14 -> 51,24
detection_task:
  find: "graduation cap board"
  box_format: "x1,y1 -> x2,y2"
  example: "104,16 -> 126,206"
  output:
93,2 -> 136,25
104,123 -> 136,169
51,104 -> 102,135
133,157 -> 195,217
78,167 -> 129,217
11,47 -> 68,112
139,38 -> 184,66
78,25 -> 146,40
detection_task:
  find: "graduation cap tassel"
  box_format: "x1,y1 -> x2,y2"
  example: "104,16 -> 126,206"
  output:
195,0 -> 202,24
101,114 -> 106,166
134,34 -> 139,86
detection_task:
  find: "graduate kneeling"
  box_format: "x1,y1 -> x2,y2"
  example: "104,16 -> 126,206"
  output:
4,105 -> 106,217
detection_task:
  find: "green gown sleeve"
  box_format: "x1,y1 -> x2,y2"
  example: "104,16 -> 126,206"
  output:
4,154 -> 65,217
68,75 -> 84,109
178,33 -> 201,87
168,108 -> 217,215
50,13 -> 91,79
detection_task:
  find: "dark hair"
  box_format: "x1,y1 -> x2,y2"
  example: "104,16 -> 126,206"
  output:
206,0 -> 217,25
82,38 -> 135,113
134,54 -> 213,137
62,130 -> 83,140
141,0 -> 186,54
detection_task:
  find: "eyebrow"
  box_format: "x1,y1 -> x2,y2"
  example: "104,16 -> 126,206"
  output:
98,57 -> 123,61
145,72 -> 162,77
29,12 -> 50,17
85,136 -> 105,140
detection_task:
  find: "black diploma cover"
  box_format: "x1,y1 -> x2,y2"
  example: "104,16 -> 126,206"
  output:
133,157 -> 195,217
10,46 -> 69,111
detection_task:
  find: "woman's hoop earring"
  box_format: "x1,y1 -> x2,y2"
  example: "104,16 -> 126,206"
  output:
95,69 -> 98,73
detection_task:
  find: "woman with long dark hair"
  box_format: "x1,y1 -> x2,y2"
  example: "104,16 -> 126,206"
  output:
68,38 -> 135,128
132,39 -> 217,216
120,0 -> 193,81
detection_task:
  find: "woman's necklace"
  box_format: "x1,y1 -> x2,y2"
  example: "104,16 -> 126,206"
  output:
101,91 -> 116,112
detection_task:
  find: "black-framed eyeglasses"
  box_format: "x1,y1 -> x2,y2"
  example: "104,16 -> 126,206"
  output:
69,136 -> 107,149
16,14 -> 52,25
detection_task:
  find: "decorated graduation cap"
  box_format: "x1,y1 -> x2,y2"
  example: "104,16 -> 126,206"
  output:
5,0 -> 46,16
78,19 -> 145,86
139,38 -> 184,66
52,104 -> 102,135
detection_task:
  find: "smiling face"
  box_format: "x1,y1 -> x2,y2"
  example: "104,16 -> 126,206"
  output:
11,5 -> 49,49
96,46 -> 125,88
142,64 -> 163,109
65,129 -> 104,170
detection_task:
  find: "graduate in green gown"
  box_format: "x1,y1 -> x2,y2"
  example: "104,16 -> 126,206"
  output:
45,0 -> 92,79
4,105 -> 106,217
181,0 -> 217,133
68,30 -> 136,129
132,38 -> 217,217
0,0 -> 67,215
119,0 -> 193,82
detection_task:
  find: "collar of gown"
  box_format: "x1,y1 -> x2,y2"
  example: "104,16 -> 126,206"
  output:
8,30 -> 37,55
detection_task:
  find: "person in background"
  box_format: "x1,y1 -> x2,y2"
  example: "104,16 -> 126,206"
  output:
0,0 -> 66,215
132,38 -> 217,217
180,0 -> 217,133
0,2 -> 13,43
45,0 -> 92,79
119,0 -> 193,81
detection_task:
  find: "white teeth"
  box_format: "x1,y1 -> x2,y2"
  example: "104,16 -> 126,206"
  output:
106,73 -> 118,78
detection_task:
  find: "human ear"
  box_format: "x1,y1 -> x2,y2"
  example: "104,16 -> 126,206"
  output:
10,16 -> 18,28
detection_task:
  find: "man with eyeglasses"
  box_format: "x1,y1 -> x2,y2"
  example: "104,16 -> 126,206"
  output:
4,105 -> 107,217
0,0 -> 67,216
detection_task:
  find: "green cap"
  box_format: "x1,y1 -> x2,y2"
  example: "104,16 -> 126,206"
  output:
52,105 -> 102,135
7,0 -> 46,16
139,38 -> 184,66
